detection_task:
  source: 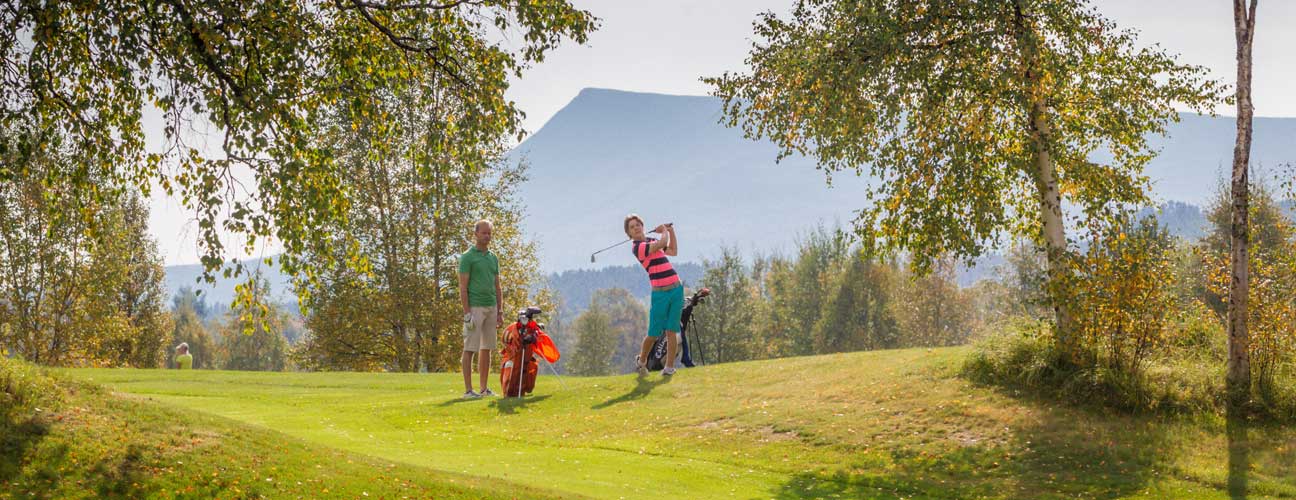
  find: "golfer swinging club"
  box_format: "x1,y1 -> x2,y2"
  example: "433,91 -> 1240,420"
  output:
625,214 -> 682,376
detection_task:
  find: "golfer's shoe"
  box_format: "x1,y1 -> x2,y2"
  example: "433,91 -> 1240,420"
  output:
662,366 -> 677,376
463,390 -> 481,399
480,388 -> 496,397
634,355 -> 648,376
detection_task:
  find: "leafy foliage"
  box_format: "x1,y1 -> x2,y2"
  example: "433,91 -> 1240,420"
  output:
1203,182 -> 1296,404
291,76 -> 544,372
811,250 -> 900,353
892,259 -> 977,348
1,0 -> 595,317
1062,215 -> 1177,374
689,247 -> 759,364
708,0 -> 1222,345
0,138 -> 170,367
215,274 -> 289,371
588,288 -> 648,375
751,227 -> 851,358
168,287 -> 217,369
688,224 -> 976,366
972,187 -> 1296,419
710,0 -> 1219,265
567,307 -> 615,376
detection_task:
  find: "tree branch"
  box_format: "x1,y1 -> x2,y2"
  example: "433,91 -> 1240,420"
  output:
337,0 -> 472,89
164,0 -> 246,102
339,0 -> 480,11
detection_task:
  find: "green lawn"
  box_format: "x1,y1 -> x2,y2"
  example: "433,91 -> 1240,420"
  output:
44,347 -> 1296,499
0,368 -> 574,499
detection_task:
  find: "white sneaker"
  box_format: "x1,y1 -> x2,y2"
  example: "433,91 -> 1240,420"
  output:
662,366 -> 677,376
480,388 -> 496,397
634,355 -> 648,376
463,390 -> 481,399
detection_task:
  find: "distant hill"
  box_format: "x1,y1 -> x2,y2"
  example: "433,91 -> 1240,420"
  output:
544,263 -> 704,317
1139,201 -> 1210,241
165,89 -> 1296,305
512,88 -> 1296,272
512,88 -> 873,272
164,257 -> 295,308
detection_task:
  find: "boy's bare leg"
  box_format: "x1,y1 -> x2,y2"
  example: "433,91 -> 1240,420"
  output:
665,331 -> 679,369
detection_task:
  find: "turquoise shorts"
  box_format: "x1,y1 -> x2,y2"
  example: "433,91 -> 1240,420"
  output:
647,285 -> 685,338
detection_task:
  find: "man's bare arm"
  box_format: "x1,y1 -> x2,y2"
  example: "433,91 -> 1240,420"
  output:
458,273 -> 470,314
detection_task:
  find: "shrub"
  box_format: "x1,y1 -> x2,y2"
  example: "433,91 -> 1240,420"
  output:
0,357 -> 63,431
965,317 -> 1225,416
1060,215 -> 1177,375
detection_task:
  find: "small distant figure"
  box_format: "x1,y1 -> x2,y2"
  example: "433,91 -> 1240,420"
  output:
175,342 -> 193,370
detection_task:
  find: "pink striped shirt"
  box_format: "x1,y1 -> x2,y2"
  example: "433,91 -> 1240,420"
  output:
632,238 -> 680,288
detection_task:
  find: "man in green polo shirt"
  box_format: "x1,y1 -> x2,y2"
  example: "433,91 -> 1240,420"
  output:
458,219 -> 504,398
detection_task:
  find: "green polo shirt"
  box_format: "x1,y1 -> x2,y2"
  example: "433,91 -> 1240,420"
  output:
459,246 -> 499,307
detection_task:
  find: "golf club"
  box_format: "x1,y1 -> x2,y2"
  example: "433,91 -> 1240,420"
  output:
540,357 -> 569,391
589,238 -> 629,263
589,223 -> 673,263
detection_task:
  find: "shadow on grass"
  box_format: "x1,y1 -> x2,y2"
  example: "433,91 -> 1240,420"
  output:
2,420 -> 152,499
87,443 -> 151,499
0,418 -> 50,486
1228,408 -> 1251,500
590,374 -> 672,410
438,395 -> 485,407
490,394 -> 552,415
771,400 -> 1176,499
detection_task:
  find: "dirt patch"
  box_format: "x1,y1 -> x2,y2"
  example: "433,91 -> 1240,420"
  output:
949,430 -> 982,447
756,425 -> 799,442
948,429 -> 1007,448
163,429 -> 223,455
695,418 -> 731,430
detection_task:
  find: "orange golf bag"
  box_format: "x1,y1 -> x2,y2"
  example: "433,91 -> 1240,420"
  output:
501,307 -> 545,397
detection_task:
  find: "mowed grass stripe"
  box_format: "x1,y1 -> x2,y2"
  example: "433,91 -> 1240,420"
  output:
66,347 -> 1296,499
1,372 -> 583,499
75,368 -> 791,499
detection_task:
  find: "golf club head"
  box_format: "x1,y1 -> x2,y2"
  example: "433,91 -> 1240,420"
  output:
590,254 -> 596,263
517,306 -> 543,320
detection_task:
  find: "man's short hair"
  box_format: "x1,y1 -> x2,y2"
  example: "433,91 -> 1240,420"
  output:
474,219 -> 493,233
623,214 -> 643,237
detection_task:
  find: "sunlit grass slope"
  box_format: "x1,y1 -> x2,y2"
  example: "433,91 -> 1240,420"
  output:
63,347 -> 1296,499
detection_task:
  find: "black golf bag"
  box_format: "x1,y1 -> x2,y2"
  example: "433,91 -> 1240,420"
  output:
646,288 -> 709,371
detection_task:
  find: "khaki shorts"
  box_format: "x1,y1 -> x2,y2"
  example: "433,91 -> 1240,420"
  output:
463,306 -> 498,352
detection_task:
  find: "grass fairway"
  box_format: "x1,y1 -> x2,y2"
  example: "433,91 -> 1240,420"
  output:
61,347 -> 1296,499
1,365 -> 572,499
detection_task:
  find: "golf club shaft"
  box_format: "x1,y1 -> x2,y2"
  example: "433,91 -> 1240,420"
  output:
590,222 -> 672,263
590,238 -> 629,259
540,358 -> 568,391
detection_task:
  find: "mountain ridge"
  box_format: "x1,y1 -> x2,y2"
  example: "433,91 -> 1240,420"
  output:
512,88 -> 1296,272
164,88 -> 1296,306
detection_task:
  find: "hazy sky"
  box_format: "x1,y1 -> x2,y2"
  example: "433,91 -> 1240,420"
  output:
505,0 -> 1296,135
152,0 -> 1296,266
